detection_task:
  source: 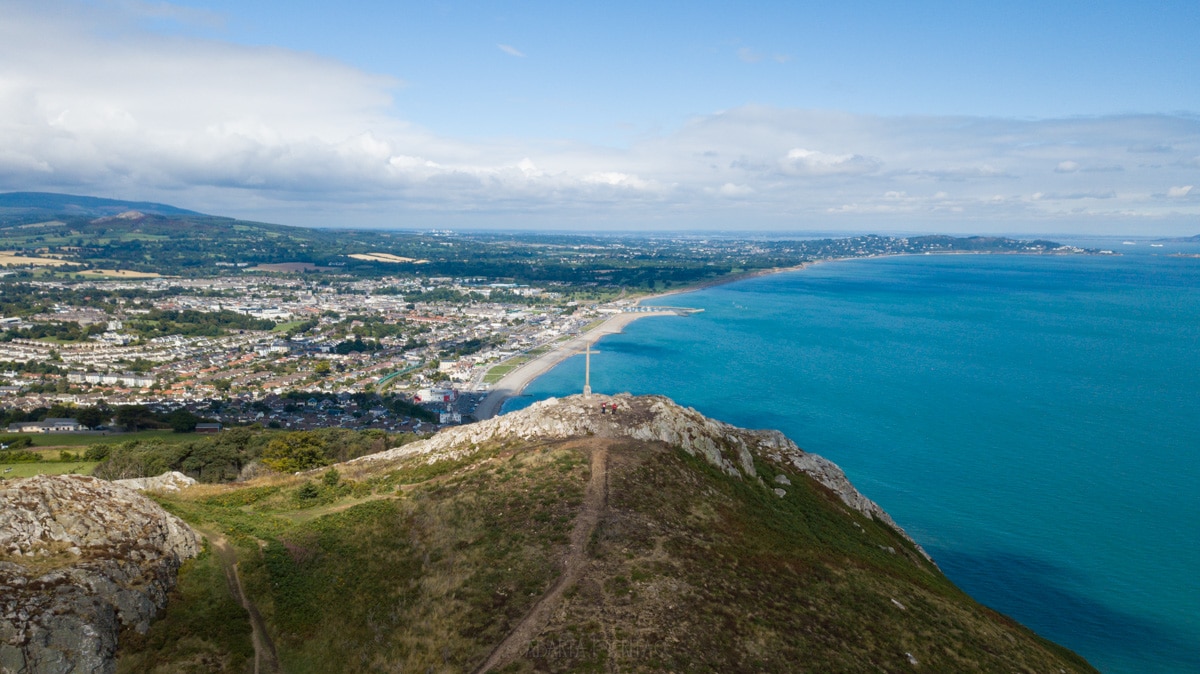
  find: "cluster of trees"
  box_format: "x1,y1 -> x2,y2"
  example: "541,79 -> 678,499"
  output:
1,321 -> 106,343
109,405 -> 214,433
1,404 -> 92,428
0,282 -> 193,319
92,427 -> 417,483
127,309 -> 276,338
285,318 -> 319,337
442,335 -> 502,358
277,391 -> 439,424
403,288 -> 484,304
0,359 -> 66,375
334,338 -> 381,355
0,404 -> 212,433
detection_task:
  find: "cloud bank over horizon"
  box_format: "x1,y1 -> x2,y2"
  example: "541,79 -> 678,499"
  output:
2,2 -> 1198,235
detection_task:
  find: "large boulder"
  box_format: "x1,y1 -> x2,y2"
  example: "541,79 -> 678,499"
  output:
0,475 -> 200,674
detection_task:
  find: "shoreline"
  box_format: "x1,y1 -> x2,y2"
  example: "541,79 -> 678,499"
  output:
473,263 -> 818,420
472,250 -> 1083,420
473,309 -> 679,420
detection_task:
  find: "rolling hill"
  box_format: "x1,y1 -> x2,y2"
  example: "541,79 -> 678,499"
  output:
103,394 -> 1096,672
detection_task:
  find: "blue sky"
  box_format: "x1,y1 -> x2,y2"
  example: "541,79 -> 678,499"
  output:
1,0 -> 1198,233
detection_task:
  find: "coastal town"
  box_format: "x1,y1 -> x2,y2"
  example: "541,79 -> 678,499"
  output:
0,211 -> 1093,438
0,272 -> 674,433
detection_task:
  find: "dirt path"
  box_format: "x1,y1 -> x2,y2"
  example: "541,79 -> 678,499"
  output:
201,529 -> 281,674
475,446 -> 609,673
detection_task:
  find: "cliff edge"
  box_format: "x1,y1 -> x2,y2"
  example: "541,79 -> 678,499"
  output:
352,393 -> 931,561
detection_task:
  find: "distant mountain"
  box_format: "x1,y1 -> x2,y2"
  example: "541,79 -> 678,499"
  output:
0,191 -> 205,220
0,191 -> 1090,285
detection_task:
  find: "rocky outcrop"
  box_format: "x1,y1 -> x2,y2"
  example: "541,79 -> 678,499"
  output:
112,471 -> 197,494
350,394 -> 931,561
0,475 -> 201,674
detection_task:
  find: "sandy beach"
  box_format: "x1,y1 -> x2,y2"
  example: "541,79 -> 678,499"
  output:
473,308 -> 679,420
472,262 -> 817,420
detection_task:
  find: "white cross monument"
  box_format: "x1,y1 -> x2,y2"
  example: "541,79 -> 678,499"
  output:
583,340 -> 596,398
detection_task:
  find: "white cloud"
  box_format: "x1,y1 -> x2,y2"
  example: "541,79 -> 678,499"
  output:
780,148 -> 879,175
497,44 -> 525,58
1,3 -> 1199,233
581,172 -> 654,190
710,183 -> 754,197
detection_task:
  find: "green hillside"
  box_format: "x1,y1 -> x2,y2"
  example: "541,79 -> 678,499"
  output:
118,396 -> 1096,673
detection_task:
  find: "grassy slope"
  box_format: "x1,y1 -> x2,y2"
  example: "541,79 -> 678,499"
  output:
119,437 -> 1096,673
116,544 -> 254,674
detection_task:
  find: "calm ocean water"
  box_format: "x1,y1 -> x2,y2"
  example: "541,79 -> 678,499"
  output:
504,245 -> 1200,673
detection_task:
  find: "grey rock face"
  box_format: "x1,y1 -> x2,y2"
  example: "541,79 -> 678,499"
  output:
350,394 -> 932,561
112,471 -> 197,494
0,475 -> 200,674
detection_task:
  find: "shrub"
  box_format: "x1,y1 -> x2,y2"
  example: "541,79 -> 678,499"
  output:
295,482 -> 321,501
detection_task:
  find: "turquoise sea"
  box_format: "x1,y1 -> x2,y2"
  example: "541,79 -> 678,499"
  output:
504,245 -> 1200,673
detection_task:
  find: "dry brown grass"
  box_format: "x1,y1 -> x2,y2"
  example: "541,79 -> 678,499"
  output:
0,252 -> 80,267
346,253 -> 429,264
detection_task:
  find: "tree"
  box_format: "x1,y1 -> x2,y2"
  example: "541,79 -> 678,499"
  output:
167,409 -> 203,433
75,406 -> 107,429
314,360 -> 331,375
115,405 -> 152,432
261,432 -> 329,473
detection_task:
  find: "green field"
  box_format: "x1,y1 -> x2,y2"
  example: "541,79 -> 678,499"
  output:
0,462 -> 98,478
272,320 -> 309,333
482,346 -> 552,384
8,429 -> 191,448
483,359 -> 528,384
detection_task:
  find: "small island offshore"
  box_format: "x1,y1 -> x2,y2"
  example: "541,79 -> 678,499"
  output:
2,394 -> 1097,672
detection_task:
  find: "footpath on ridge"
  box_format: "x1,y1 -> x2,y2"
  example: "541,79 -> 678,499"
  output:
475,442 -> 610,673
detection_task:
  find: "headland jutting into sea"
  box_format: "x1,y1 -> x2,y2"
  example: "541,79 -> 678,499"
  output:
498,246 -> 1200,674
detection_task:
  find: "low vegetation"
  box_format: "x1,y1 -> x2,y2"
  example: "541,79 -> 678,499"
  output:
90,427 -> 420,483
116,544 -> 255,674
114,429 -> 1096,672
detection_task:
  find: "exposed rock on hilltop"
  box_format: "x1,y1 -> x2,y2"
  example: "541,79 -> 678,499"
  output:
112,471 -> 197,494
352,393 -> 930,560
0,475 -> 200,674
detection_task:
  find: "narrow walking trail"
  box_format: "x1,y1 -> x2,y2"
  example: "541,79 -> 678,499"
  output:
475,445 -> 609,673
200,529 -> 281,674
